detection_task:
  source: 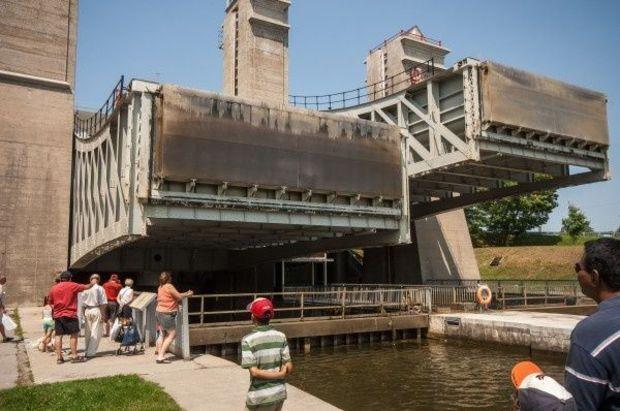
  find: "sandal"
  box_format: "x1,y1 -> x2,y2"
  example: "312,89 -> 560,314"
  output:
70,356 -> 87,363
156,359 -> 171,364
56,357 -> 65,365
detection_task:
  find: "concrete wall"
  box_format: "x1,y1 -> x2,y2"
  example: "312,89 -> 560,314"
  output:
0,0 -> 77,304
222,0 -> 289,106
361,210 -> 479,284
414,209 -> 480,282
0,0 -> 78,86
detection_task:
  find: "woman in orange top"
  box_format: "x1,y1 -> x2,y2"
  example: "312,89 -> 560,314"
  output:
155,271 -> 193,364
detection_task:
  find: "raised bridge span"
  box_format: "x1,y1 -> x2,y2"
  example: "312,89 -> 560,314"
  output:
70,59 -> 610,271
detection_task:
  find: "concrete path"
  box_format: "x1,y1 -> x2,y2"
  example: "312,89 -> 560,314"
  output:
18,307 -> 338,410
0,338 -> 18,389
430,310 -> 585,352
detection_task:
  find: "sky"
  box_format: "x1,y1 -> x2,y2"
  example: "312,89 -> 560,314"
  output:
76,0 -> 620,232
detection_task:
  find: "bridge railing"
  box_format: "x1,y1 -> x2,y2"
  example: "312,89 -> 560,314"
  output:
187,288 -> 430,326
74,76 -> 125,138
289,59 -> 435,111
186,281 -> 591,327
293,281 -> 590,310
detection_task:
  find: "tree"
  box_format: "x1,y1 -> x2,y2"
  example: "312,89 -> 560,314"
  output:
465,185 -> 559,246
561,205 -> 592,241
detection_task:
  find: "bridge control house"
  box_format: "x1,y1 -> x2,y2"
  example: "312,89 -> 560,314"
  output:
0,0 -> 611,306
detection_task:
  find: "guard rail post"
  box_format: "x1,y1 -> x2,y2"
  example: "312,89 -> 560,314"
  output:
341,289 -> 347,319
300,293 -> 305,320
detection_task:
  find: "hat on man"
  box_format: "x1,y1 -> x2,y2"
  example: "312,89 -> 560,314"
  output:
59,271 -> 72,281
247,297 -> 274,320
511,361 -> 543,388
511,361 -> 576,409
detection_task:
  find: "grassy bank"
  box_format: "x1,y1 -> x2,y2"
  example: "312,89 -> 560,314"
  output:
475,245 -> 582,280
0,375 -> 180,411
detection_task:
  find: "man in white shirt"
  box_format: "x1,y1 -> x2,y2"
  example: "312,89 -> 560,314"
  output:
82,273 -> 107,357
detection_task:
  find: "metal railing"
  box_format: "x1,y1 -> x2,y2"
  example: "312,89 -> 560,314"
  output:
369,26 -> 443,54
289,59 -> 434,111
289,281 -> 590,310
74,76 -> 125,138
187,288 -> 431,326
185,281 -> 591,327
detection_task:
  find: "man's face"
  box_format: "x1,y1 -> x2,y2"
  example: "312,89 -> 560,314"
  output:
576,255 -> 597,300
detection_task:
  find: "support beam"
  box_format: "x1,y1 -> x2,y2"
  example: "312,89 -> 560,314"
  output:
410,171 -> 606,218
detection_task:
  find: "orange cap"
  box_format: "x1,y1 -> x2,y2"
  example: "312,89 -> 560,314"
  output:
511,361 -> 543,388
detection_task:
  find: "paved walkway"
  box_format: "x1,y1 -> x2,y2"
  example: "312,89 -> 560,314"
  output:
19,307 -> 338,410
0,338 -> 18,389
430,310 -> 585,352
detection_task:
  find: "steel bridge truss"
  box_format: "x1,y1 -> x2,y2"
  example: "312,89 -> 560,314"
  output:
70,81 -> 405,268
335,59 -> 610,218
71,81 -> 155,267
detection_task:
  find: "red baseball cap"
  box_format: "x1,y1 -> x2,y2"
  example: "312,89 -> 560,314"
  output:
247,297 -> 274,320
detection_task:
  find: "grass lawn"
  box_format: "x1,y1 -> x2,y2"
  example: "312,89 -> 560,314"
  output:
0,375 -> 180,411
475,245 -> 582,280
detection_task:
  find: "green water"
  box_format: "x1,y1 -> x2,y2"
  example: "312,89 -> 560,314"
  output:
285,339 -> 566,410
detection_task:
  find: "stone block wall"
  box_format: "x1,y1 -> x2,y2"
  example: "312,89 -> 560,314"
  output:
0,0 -> 77,304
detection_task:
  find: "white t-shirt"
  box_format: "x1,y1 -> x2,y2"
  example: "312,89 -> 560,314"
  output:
82,284 -> 106,307
118,287 -> 134,307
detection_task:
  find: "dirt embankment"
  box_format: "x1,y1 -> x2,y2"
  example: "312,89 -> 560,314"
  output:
475,245 -> 583,280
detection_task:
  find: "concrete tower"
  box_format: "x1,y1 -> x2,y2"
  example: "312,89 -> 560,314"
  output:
221,0 -> 290,106
364,27 -> 480,283
0,1 -> 78,304
366,26 -> 450,100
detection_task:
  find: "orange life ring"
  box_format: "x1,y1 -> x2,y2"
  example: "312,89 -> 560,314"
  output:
475,284 -> 492,306
410,67 -> 422,84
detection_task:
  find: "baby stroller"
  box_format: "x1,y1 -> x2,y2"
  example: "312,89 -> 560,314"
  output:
114,317 -> 144,355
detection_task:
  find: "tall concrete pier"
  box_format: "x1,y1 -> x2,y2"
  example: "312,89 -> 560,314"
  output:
0,0 -> 78,304
222,0 -> 290,106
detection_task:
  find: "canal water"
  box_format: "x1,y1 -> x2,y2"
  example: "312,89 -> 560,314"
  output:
284,338 -> 567,410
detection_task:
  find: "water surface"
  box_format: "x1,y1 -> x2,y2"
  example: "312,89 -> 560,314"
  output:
285,339 -> 566,410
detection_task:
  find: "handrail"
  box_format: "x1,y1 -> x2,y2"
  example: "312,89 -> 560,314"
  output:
187,288 -> 431,325
289,58 -> 434,111
369,26 -> 443,54
74,76 -> 125,138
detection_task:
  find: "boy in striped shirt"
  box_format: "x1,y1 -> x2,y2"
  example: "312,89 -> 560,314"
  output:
241,298 -> 293,410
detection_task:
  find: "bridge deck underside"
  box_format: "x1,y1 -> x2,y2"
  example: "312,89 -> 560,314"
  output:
145,216 -> 395,250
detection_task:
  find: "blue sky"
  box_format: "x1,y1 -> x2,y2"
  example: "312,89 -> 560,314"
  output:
76,0 -> 620,231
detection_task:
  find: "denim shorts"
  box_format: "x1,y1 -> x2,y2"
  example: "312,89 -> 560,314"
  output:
42,319 -> 55,333
156,311 -> 177,331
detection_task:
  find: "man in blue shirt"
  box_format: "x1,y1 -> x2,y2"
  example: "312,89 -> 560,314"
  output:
566,238 -> 620,410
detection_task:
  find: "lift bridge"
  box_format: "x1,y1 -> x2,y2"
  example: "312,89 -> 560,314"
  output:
70,59 -> 609,270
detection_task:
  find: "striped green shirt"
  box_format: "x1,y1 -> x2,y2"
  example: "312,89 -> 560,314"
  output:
241,325 -> 291,408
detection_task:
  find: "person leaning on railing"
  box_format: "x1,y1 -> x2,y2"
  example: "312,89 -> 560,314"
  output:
155,271 -> 193,364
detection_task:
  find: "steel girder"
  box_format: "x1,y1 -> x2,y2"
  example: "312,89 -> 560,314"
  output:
335,59 -> 610,219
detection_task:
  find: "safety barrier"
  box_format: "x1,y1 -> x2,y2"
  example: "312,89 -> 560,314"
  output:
289,59 -> 434,110
74,76 -> 125,138
187,288 -> 431,326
